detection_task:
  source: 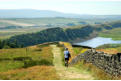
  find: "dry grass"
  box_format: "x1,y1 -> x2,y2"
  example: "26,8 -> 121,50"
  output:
0,44 -> 59,80
73,47 -> 88,55
96,48 -> 118,54
74,60 -> 121,80
0,65 -> 59,80
59,42 -> 76,63
59,42 -> 88,63
96,46 -> 121,54
82,63 -> 121,80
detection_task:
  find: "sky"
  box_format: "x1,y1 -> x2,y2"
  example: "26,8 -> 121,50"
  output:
0,0 -> 121,15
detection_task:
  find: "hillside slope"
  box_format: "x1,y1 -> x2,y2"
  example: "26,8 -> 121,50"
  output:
0,41 -> 120,80
0,42 -> 94,80
7,26 -> 97,47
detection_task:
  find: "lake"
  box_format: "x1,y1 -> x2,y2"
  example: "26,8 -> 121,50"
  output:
73,37 -> 121,48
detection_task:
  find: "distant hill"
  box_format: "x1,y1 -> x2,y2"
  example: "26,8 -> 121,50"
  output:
0,9 -> 121,19
0,9 -> 80,18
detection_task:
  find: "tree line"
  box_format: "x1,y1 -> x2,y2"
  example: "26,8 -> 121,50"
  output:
0,39 -> 23,49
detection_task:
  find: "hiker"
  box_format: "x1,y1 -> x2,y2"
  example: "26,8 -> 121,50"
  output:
64,48 -> 71,67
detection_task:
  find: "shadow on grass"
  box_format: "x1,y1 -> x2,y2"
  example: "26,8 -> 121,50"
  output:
0,57 -> 32,61
23,59 -> 53,68
0,57 -> 53,68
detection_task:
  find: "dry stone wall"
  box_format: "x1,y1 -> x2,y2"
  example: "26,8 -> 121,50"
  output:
70,49 -> 121,76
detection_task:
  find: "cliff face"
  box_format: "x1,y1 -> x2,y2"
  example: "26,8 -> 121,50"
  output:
70,49 -> 121,76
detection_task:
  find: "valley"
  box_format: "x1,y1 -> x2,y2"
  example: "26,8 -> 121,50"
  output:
0,0 -> 121,80
0,17 -> 120,40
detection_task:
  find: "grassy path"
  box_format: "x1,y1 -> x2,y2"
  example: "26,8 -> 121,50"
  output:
50,45 -> 94,80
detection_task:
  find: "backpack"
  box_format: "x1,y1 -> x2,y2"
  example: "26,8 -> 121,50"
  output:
64,51 -> 71,58
68,51 -> 71,58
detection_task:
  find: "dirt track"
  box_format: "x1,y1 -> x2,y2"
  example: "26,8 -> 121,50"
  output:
50,45 -> 94,80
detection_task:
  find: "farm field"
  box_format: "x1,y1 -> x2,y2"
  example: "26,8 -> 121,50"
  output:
99,28 -> 121,40
0,19 -> 34,27
0,18 -> 85,27
0,27 -> 47,39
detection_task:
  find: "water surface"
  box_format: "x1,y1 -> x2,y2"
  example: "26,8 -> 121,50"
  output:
74,37 -> 121,48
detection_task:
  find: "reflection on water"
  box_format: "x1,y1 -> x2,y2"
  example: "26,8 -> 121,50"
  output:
74,37 -> 121,48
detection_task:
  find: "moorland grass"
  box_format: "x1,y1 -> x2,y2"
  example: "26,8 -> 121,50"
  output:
0,45 -> 53,72
0,66 -> 59,80
0,44 -> 60,80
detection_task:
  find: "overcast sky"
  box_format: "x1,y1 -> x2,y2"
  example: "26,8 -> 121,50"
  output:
0,0 -> 121,15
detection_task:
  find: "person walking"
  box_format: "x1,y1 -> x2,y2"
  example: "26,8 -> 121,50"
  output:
64,48 -> 71,67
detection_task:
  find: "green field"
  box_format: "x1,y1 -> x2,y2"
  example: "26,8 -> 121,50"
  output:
1,18 -> 117,27
99,28 -> 121,40
7,18 -> 120,25
0,18 -> 85,27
